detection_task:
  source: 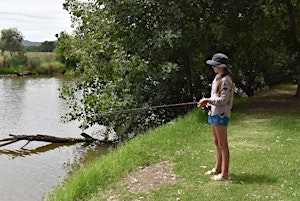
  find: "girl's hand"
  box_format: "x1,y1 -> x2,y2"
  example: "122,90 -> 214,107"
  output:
197,98 -> 209,108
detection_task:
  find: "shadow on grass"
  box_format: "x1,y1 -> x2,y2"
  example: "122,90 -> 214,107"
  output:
230,173 -> 277,184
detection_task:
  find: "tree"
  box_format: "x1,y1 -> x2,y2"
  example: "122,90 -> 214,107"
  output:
39,41 -> 56,52
54,32 -> 80,68
59,0 -> 213,136
0,28 -> 25,57
284,0 -> 300,97
58,0 -> 300,138
201,0 -> 299,96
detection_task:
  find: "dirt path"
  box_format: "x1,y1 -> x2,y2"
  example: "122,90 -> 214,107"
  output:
234,86 -> 300,114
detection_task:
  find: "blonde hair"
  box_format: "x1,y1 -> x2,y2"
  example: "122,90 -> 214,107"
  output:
216,68 -> 233,97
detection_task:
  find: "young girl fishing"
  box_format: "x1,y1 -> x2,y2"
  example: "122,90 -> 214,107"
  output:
197,53 -> 234,181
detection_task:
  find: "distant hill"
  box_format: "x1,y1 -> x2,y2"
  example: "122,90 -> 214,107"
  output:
23,40 -> 41,46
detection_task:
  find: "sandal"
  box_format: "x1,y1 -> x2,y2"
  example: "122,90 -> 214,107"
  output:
204,168 -> 221,175
211,174 -> 228,181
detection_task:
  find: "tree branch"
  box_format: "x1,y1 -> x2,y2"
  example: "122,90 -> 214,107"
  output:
0,133 -> 117,149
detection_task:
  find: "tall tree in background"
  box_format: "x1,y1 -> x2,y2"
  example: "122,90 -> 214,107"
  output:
284,0 -> 300,97
39,41 -> 56,52
0,28 -> 27,68
0,28 -> 25,57
204,0 -> 299,96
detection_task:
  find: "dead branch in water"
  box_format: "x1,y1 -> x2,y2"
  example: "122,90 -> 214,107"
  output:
0,133 -> 116,149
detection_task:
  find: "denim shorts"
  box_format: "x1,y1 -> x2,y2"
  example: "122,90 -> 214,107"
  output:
208,114 -> 229,126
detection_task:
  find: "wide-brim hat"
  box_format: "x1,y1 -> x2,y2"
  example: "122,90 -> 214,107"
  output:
206,53 -> 232,72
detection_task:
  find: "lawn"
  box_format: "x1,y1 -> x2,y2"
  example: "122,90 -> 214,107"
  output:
47,84 -> 300,201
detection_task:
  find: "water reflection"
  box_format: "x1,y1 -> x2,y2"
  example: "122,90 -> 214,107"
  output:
0,76 -> 114,201
0,142 -> 81,159
0,78 -> 25,132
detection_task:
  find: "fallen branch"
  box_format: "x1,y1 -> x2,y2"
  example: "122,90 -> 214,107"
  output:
0,133 -> 116,149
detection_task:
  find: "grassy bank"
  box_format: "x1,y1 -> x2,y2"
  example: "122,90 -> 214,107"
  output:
47,85 -> 300,201
0,52 -> 66,75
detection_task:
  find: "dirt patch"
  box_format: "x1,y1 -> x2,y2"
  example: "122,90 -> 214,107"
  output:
126,161 -> 177,193
234,87 -> 300,113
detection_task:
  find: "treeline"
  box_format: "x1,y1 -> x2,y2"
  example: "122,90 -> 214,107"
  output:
26,41 -> 56,52
55,0 -> 300,138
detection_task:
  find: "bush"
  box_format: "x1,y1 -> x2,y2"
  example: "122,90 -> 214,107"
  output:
0,54 -> 27,68
37,61 -> 66,74
26,57 -> 42,70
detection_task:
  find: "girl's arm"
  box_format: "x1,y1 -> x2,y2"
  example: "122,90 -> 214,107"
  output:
197,98 -> 209,108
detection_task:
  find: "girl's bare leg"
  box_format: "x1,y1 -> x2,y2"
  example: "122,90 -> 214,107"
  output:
212,125 -> 222,173
214,125 -> 230,179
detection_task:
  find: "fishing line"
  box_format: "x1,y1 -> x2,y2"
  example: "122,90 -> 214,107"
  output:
105,101 -> 198,114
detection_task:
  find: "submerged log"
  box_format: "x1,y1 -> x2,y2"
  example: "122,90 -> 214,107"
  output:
0,133 -> 115,149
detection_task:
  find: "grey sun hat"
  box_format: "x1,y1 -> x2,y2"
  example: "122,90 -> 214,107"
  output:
206,53 -> 232,73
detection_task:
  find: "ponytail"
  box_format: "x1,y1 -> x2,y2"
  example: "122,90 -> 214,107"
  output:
216,69 -> 233,97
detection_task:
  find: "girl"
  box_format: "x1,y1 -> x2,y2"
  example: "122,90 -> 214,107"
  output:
197,53 -> 234,181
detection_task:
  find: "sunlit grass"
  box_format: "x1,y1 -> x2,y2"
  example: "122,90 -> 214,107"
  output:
0,52 -> 65,74
47,85 -> 300,201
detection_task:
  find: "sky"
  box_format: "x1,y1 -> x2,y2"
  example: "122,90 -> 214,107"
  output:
0,0 -> 73,42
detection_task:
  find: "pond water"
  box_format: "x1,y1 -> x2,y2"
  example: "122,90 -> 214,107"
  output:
0,75 -> 113,201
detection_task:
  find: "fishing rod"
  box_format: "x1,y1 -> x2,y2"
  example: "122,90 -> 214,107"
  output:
107,101 -> 198,114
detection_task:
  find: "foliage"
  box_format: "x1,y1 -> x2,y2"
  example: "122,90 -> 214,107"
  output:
207,0 -> 300,96
0,28 -> 27,68
59,0 -> 211,135
54,32 -> 80,68
26,41 -> 56,52
39,41 -> 56,52
26,45 -> 41,52
0,28 -> 25,57
57,0 -> 300,137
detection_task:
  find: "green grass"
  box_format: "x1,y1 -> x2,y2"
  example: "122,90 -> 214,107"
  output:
46,85 -> 300,201
0,52 -> 66,75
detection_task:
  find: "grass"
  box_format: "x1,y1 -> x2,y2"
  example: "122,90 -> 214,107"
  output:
46,84 -> 300,201
0,52 -> 66,75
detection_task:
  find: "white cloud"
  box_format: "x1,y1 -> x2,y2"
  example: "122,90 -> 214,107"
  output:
0,0 -> 72,42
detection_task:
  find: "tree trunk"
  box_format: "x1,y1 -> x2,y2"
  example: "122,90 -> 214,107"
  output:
285,0 -> 300,97
296,74 -> 300,97
0,133 -> 116,149
285,0 -> 298,46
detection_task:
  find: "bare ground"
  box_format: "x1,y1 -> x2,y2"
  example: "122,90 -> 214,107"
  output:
126,161 -> 177,193
234,86 -> 300,113
104,161 -> 177,201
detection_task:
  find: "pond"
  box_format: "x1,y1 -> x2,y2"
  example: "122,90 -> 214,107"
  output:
0,75 -> 114,201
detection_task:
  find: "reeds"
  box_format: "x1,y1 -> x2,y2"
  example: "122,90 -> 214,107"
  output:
0,52 -> 66,75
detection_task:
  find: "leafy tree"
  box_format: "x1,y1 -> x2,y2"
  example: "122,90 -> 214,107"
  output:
54,32 -> 80,68
26,45 -> 41,52
203,0 -> 299,96
26,41 -> 56,52
58,0 -> 300,138
0,28 -> 27,68
40,41 -> 56,52
0,28 -> 25,57
59,0 -> 214,136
